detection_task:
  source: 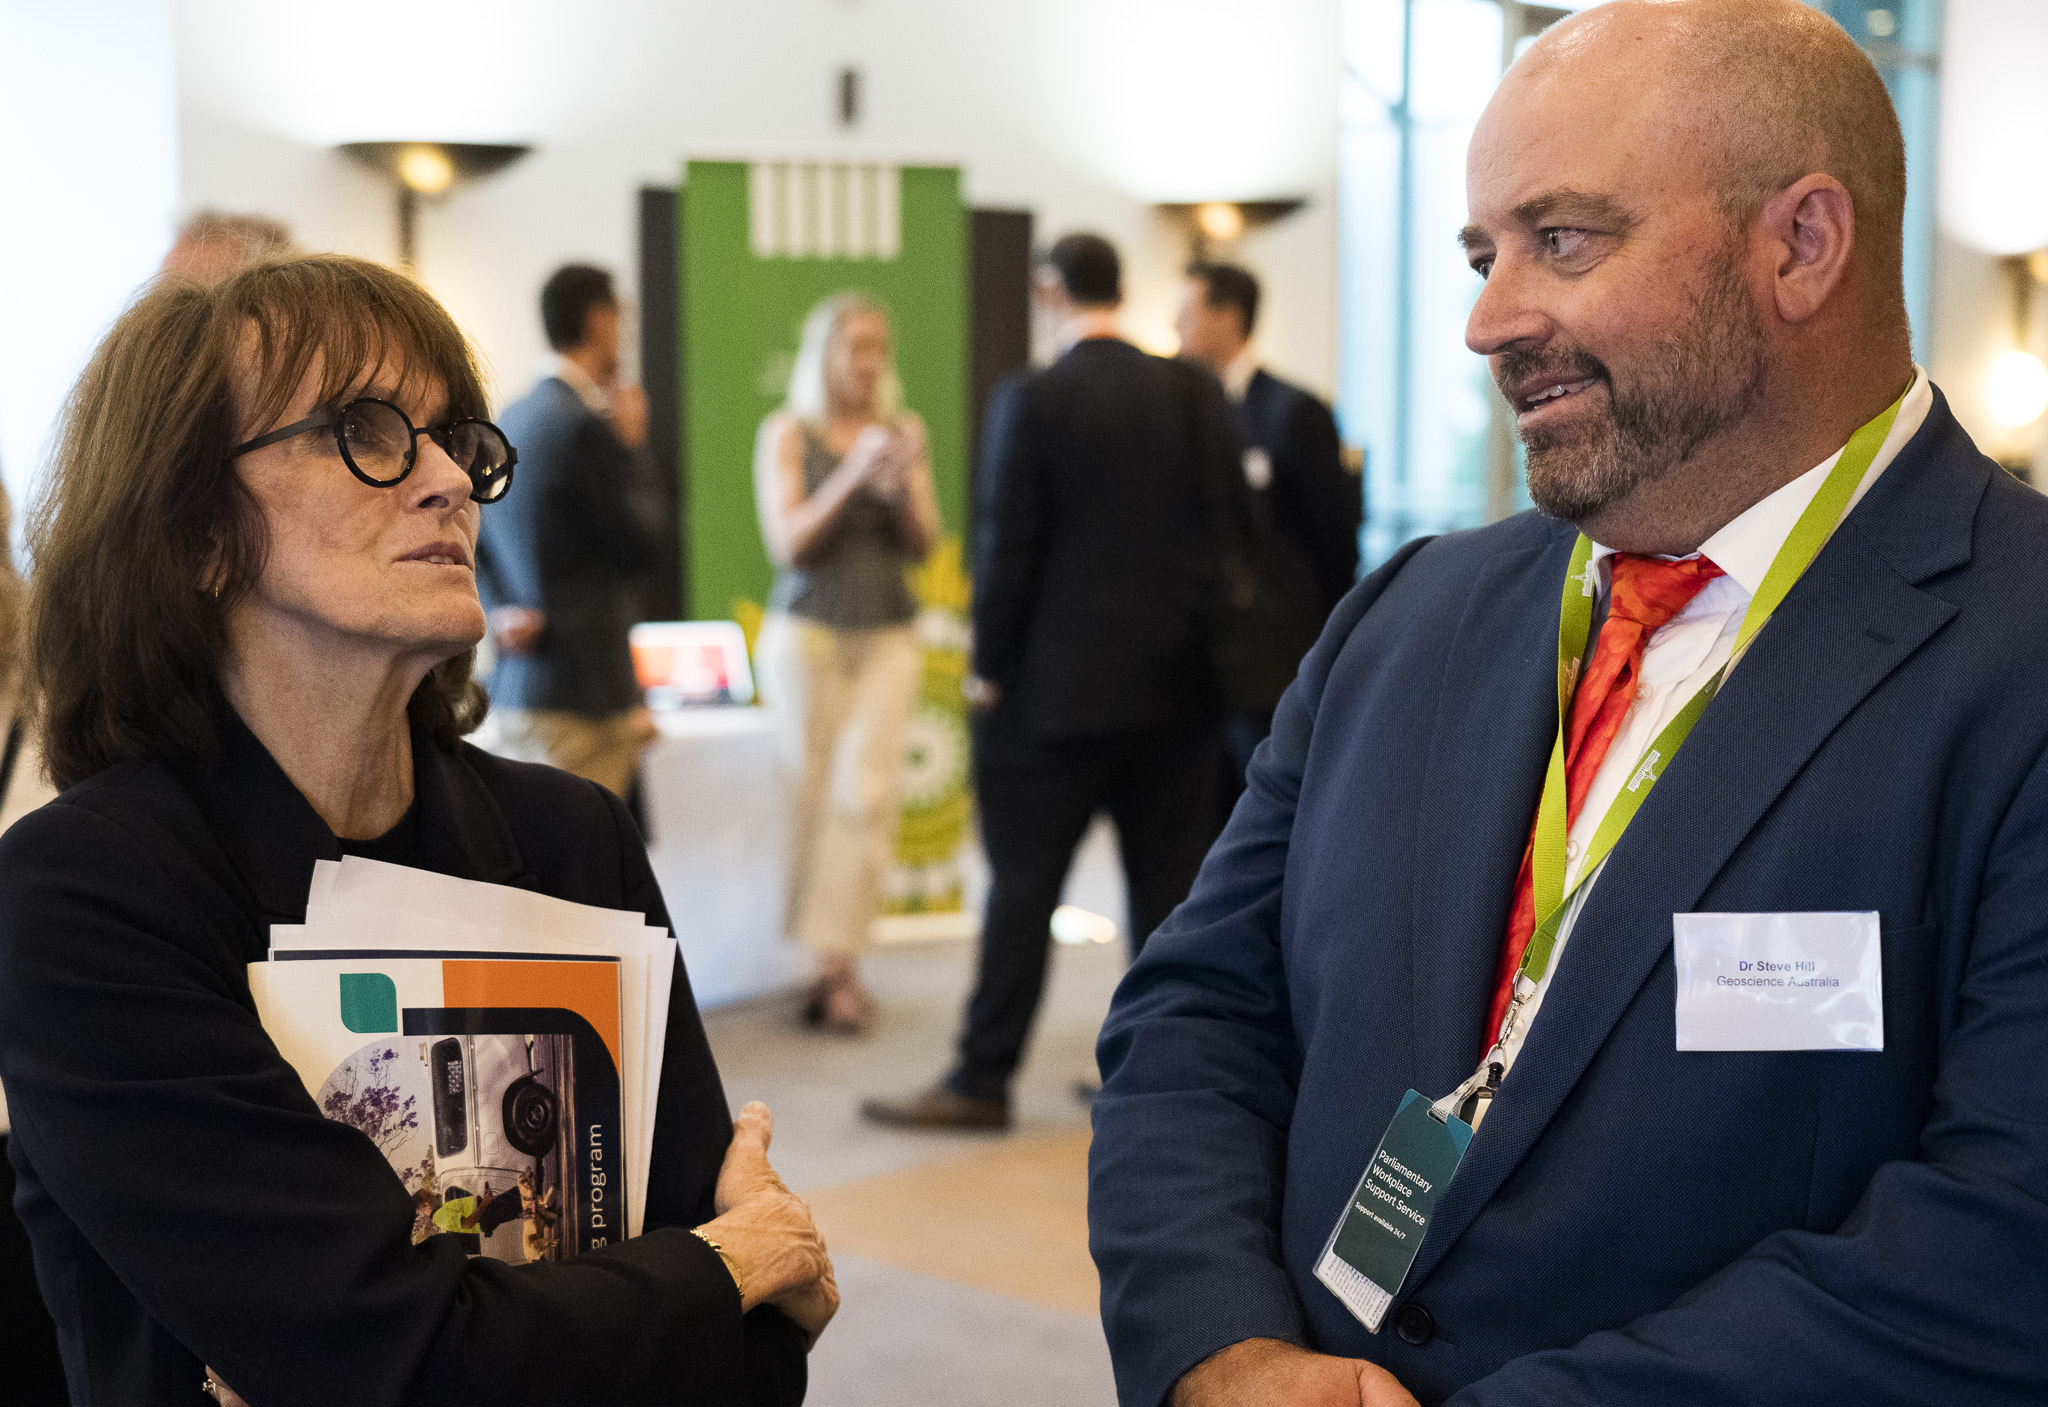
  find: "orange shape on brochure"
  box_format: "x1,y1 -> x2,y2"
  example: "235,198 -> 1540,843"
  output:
440,959 -> 623,1074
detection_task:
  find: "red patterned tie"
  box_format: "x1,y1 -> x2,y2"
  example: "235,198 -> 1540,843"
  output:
1482,553 -> 1726,1046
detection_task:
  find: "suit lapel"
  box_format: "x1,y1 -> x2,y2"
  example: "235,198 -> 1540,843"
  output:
1407,524 -> 1577,1099
1403,403 -> 1988,1290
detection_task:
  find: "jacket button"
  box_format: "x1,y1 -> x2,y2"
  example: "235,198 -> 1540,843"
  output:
1394,1302 -> 1436,1346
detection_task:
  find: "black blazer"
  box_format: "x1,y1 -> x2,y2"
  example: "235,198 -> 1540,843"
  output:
1233,368 -> 1360,632
478,376 -> 665,717
0,709 -> 804,1407
972,338 -> 1238,740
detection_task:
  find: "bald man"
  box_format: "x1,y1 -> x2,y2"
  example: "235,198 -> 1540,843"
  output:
1088,3 -> 2048,1405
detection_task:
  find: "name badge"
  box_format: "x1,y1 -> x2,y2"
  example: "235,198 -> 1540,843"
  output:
1314,1090 -> 1471,1332
1672,911 -> 1883,1052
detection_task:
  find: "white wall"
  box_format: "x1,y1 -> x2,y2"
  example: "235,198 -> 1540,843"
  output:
0,0 -> 180,530
176,0 -> 1343,412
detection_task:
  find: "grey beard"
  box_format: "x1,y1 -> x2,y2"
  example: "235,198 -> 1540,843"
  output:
1516,251 -> 1768,525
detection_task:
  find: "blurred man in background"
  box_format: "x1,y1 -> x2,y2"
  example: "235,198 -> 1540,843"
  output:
863,233 -> 1241,1130
1178,262 -> 1360,793
160,210 -> 295,284
477,264 -> 663,799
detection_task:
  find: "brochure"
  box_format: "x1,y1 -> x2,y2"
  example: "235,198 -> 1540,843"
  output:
248,858 -> 677,1261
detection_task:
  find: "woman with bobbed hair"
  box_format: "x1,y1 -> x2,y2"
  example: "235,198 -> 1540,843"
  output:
754,293 -> 939,1035
0,255 -> 833,1407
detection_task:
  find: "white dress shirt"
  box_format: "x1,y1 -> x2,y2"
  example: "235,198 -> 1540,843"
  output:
1220,349 -> 1277,488
1490,368 -> 1934,1087
543,353 -> 609,415
1220,346 -> 1259,404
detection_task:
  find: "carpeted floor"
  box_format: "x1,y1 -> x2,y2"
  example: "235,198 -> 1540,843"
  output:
805,1252 -> 1117,1407
700,874 -> 1129,1407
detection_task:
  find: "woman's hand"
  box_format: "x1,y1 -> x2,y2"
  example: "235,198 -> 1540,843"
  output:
877,416 -> 939,559
699,1102 -> 839,1344
864,420 -> 927,504
836,423 -> 898,486
887,416 -> 928,471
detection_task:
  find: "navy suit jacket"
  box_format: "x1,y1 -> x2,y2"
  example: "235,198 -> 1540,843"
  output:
478,377 -> 663,717
1091,390 -> 2048,1406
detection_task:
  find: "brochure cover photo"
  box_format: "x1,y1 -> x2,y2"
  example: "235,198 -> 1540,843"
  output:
250,954 -> 626,1263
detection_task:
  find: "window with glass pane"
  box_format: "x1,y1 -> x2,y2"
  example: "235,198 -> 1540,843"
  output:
1805,1 -> 1941,364
1340,0 -> 1506,566
1339,0 -> 1942,567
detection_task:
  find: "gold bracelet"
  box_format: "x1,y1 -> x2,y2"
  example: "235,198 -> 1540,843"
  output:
690,1227 -> 746,1299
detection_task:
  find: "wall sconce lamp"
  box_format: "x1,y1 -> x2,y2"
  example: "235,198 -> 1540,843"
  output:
1992,251 -> 2048,431
338,141 -> 534,268
1156,198 -> 1309,262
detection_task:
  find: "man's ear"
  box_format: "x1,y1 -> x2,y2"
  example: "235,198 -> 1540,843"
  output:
1760,173 -> 1856,325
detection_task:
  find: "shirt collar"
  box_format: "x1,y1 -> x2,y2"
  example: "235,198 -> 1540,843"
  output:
1221,347 -> 1259,403
543,354 -> 609,415
1588,365 -> 1932,595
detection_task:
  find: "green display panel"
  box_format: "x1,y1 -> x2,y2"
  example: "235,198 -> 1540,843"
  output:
679,159 -> 968,621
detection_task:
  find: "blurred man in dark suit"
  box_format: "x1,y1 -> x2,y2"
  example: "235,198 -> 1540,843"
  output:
863,233 -> 1242,1130
1178,262 -> 1361,788
477,265 -> 663,798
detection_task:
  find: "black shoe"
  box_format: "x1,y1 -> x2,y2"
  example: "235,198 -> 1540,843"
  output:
860,1084 -> 1011,1131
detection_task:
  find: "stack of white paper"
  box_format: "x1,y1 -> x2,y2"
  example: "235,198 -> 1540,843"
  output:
250,857 -> 674,1262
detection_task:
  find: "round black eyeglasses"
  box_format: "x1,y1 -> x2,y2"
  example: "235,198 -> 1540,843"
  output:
228,397 -> 517,504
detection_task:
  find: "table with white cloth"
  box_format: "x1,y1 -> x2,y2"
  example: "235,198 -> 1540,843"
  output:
639,707 -> 810,1008
490,705 -> 1124,1008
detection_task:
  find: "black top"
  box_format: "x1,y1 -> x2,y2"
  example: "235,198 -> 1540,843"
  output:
972,338 -> 1242,740
477,376 -> 666,717
336,799 -> 423,866
765,423 -> 919,629
1232,368 -> 1361,633
0,707 -> 805,1406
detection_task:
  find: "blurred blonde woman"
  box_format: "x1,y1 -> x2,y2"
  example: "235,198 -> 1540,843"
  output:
755,294 -> 939,1034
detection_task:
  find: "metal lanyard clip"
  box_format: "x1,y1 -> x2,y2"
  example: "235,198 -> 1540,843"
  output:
1427,973 -> 1536,1125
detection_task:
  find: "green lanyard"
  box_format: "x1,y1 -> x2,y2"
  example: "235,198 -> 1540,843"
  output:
1431,390 -> 1908,1127
1521,391 -> 1910,992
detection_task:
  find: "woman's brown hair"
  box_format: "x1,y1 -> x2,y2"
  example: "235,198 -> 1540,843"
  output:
28,254 -> 492,790
0,480 -> 25,724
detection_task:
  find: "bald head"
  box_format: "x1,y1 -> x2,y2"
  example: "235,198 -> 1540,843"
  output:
1461,0 -> 1917,554
1519,0 -> 1905,286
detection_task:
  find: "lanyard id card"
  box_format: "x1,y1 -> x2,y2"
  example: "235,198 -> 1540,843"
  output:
1313,1090 -> 1473,1332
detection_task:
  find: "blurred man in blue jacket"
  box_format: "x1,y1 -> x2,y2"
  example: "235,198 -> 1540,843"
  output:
478,265 -> 663,798
1090,3 -> 2048,1405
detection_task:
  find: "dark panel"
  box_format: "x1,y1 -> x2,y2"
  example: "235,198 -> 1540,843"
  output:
638,185 -> 685,620
967,208 -> 1033,545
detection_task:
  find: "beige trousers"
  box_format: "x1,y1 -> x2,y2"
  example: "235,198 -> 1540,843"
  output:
492,708 -> 652,799
756,613 -> 922,957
